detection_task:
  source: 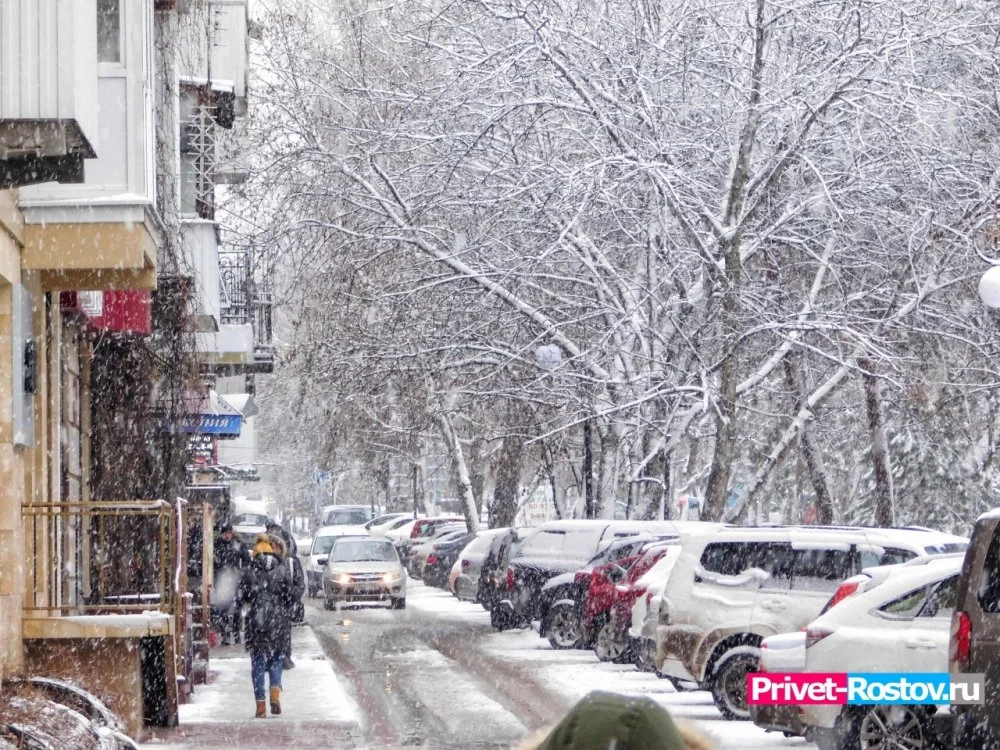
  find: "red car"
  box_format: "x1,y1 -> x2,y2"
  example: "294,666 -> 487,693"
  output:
593,543 -> 675,662
581,555 -> 643,646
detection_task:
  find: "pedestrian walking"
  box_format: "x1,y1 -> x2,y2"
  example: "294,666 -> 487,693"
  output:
213,523 -> 250,645
266,521 -> 305,669
237,533 -> 293,718
512,690 -> 714,750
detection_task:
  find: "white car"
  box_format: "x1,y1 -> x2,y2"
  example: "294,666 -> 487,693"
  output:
655,525 -> 968,719
800,555 -> 962,750
385,519 -> 419,543
370,515 -> 419,537
305,525 -> 370,597
323,536 -> 407,610
365,513 -> 412,534
628,544 -> 684,673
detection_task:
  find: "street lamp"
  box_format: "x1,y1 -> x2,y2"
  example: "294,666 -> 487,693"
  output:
535,344 -> 562,371
979,265 -> 1000,309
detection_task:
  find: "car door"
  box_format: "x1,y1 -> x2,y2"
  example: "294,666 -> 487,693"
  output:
898,574 -> 957,671
756,541 -> 855,635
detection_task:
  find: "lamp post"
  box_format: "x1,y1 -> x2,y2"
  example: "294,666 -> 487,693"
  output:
980,265 -> 1000,310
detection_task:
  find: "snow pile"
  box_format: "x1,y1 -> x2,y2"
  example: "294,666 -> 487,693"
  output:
1,678 -> 137,750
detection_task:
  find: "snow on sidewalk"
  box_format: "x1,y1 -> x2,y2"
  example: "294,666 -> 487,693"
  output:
140,624 -> 362,748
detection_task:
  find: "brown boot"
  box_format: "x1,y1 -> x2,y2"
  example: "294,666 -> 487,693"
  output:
255,700 -> 266,718
269,686 -> 281,715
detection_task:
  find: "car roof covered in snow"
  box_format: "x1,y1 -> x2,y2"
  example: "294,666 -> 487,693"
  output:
314,524 -> 370,538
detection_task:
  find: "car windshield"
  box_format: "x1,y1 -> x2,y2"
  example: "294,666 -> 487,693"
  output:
330,540 -> 398,563
313,535 -> 360,555
323,509 -> 371,526
233,512 -> 268,527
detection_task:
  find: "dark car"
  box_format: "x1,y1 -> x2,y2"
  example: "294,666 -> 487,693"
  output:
478,528 -> 528,613
537,536 -> 664,650
422,532 -> 478,588
951,508 -> 1000,748
491,520 -> 680,632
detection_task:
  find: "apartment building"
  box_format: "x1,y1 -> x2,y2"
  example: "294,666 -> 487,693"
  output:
0,0 -> 264,737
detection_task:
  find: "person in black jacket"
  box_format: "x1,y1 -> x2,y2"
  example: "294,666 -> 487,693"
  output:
213,523 -> 250,645
267,528 -> 305,669
237,534 -> 293,718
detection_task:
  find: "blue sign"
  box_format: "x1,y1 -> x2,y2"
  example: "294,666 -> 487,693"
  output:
179,414 -> 242,437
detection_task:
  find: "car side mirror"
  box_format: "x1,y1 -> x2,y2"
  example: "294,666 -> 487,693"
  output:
608,565 -> 627,583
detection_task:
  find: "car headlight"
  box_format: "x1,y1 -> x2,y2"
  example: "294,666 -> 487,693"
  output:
335,573 -> 351,585
383,571 -> 401,583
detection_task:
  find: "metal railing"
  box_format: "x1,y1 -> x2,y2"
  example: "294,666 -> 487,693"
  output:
219,250 -> 273,348
23,500 -> 177,616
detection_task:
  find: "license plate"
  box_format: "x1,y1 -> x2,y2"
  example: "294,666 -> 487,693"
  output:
355,582 -> 380,592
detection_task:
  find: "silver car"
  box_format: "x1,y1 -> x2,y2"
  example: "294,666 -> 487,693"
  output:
323,537 -> 407,610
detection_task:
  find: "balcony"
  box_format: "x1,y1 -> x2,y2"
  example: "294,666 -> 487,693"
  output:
177,0 -> 250,119
22,501 -> 177,618
216,251 -> 274,374
179,219 -> 221,332
16,0 -> 159,289
0,0 -> 98,188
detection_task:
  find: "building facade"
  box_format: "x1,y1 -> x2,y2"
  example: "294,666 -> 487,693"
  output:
0,0 -> 266,737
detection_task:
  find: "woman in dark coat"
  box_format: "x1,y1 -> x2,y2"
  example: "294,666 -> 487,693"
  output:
237,534 -> 293,717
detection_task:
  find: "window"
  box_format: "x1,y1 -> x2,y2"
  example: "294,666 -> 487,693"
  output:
322,509 -> 370,526
789,548 -> 855,593
329,540 -> 398,563
859,546 -> 917,568
978,530 -> 1000,613
700,542 -> 788,579
919,576 -> 958,618
97,0 -> 121,63
879,585 -> 930,619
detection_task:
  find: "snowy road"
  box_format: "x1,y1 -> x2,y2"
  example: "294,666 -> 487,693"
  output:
310,581 -> 815,749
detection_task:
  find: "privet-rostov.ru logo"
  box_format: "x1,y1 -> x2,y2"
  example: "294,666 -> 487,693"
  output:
747,673 -> 985,705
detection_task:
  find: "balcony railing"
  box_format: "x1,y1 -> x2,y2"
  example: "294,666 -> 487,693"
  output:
219,251 -> 273,349
23,501 -> 177,617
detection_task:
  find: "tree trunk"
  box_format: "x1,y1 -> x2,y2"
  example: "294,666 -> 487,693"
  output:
860,358 -> 894,527
783,355 -> 834,524
435,411 -> 480,532
583,417 -> 595,518
491,435 -> 523,528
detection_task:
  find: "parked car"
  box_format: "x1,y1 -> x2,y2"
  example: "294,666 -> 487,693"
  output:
749,553 -> 960,739
655,525 -> 968,720
628,544 -> 687,675
402,524 -> 467,577
319,505 -> 375,527
322,536 -> 407,610
232,510 -> 268,548
494,520 -> 685,632
951,508 -> 1000,749
601,542 -> 686,665
800,555 -> 962,750
365,513 -> 412,533
451,527 -> 511,601
538,535 -> 669,650
385,518 -> 420,543
478,527 -> 530,614
423,531 -> 479,588
305,524 -> 370,597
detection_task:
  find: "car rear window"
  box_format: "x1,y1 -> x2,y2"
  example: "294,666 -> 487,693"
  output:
519,529 -> 604,560
789,548 -> 854,592
923,542 -> 968,555
323,509 -> 370,526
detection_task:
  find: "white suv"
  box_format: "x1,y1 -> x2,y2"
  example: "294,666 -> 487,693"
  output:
802,555 -> 962,749
654,525 -> 967,720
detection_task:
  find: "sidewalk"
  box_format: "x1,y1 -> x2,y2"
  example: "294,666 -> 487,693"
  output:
140,625 -> 364,749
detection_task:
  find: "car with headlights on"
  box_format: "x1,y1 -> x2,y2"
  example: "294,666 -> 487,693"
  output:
323,536 -> 407,610
305,525 -> 370,597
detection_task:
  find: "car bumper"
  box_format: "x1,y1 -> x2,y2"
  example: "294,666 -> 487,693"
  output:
749,703 -> 808,737
797,703 -> 841,731
324,580 -> 405,601
455,575 -> 478,601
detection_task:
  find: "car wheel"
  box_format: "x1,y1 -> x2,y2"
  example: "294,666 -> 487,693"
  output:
710,647 -> 760,720
546,602 -> 583,650
855,704 -> 937,750
490,601 -> 515,631
390,597 -> 406,610
594,621 -> 626,663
